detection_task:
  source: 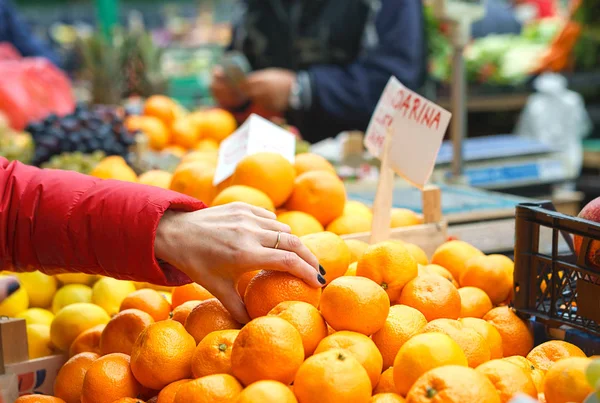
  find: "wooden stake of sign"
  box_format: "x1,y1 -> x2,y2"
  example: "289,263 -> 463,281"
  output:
370,128 -> 395,244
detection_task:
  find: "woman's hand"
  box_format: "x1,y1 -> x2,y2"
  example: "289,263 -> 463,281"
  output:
155,203 -> 324,323
210,66 -> 248,109
0,276 -> 20,304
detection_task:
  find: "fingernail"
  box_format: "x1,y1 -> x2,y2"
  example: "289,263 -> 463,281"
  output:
7,281 -> 19,297
317,274 -> 326,285
319,265 -> 326,275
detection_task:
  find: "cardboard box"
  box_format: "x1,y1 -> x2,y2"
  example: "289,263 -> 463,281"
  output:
0,318 -> 29,373
0,373 -> 18,403
5,354 -> 67,397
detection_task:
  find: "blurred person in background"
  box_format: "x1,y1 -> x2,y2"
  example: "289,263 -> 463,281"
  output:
211,0 -> 427,143
0,0 -> 60,65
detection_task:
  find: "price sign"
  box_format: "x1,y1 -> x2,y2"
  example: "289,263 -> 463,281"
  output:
213,114 -> 296,185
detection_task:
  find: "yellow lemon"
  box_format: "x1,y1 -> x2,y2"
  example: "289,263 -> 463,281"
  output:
55,273 -> 96,285
27,324 -> 53,359
91,277 -> 136,316
343,201 -> 373,219
52,284 -> 93,314
345,239 -> 369,263
0,275 -> 28,316
17,271 -> 57,308
277,211 -> 324,237
16,308 -> 54,326
326,214 -> 372,236
50,302 -> 110,352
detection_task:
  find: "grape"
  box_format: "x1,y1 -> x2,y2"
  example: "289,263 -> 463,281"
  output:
41,151 -> 107,174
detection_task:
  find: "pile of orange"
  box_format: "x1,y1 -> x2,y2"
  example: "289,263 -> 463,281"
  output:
14,237 -> 595,403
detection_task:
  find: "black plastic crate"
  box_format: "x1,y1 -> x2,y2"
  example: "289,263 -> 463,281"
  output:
513,202 -> 600,338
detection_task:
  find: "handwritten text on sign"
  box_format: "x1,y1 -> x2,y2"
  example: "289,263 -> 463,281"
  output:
365,77 -> 451,188
213,114 -> 296,185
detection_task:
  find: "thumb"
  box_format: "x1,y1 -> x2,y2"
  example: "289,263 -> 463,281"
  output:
210,281 -> 251,325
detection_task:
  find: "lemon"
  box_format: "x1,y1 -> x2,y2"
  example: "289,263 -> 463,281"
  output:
52,284 -> 93,314
16,308 -> 54,326
27,324 -> 53,359
134,281 -> 173,292
160,291 -> 172,305
344,239 -> 369,263
0,275 -> 28,316
50,302 -> 110,352
17,271 -> 57,308
55,273 -> 97,285
92,277 -> 136,316
343,201 -> 373,219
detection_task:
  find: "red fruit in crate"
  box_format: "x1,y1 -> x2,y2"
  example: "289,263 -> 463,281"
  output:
573,197 -> 600,268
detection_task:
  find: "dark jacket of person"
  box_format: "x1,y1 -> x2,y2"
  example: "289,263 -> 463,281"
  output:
0,0 -> 60,66
230,0 -> 427,143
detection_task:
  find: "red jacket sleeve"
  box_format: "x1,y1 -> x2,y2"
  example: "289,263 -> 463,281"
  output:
0,157 -> 206,286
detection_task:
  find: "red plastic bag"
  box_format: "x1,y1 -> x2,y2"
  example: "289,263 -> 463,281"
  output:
0,58 -> 75,130
0,42 -> 21,61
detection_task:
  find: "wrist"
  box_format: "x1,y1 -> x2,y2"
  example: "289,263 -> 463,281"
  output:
155,209 -> 184,268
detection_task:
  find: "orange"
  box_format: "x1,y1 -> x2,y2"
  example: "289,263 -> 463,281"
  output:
477,359 -> 538,402
162,145 -> 187,157
405,365 -> 501,403
236,270 -> 260,297
100,309 -> 154,356
431,240 -> 484,283
171,283 -> 213,309
300,231 -> 351,284
393,332 -> 469,396
169,161 -> 218,205
195,108 -> 237,143
231,152 -> 296,207
170,300 -> 201,325
15,397 -> 65,403
320,276 -> 390,335
211,185 -> 275,212
277,211 -> 324,237
268,301 -> 328,357
293,349 -> 372,403
184,298 -> 242,344
69,324 -> 105,357
144,95 -> 178,127
173,374 -> 242,403
237,380 -> 298,403
458,287 -> 493,318
190,329 -> 239,378
243,270 -> 321,319
372,304 -> 428,369
398,274 -> 461,322
544,357 -> 592,403
460,255 -> 514,305
345,239 -> 369,263
526,340 -> 586,372
418,264 -> 458,287
54,352 -> 99,403
371,394 -> 405,403
459,318 -> 503,360
171,118 -> 200,149
503,356 -> 545,393
345,262 -> 358,276
111,399 -> 145,403
132,116 -> 170,151
81,353 -> 142,403
390,208 -> 422,228
402,243 -> 429,265
374,367 -> 396,394
120,289 -> 171,322
231,316 -> 304,386
293,153 -> 336,176
138,170 -> 173,189
194,139 -> 219,152
285,171 -> 346,225
314,331 -> 383,388
326,214 -> 372,236
130,321 -> 196,390
484,306 -> 534,357
357,241 -> 419,301
179,150 -> 218,167
422,318 -> 492,368
156,379 -> 191,403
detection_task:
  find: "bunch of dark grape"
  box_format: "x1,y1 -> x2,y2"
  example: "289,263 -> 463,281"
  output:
41,150 -> 106,174
27,103 -> 137,166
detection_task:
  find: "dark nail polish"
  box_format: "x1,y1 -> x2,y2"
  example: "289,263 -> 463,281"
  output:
319,265 -> 326,275
7,281 -> 19,297
317,274 -> 326,285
